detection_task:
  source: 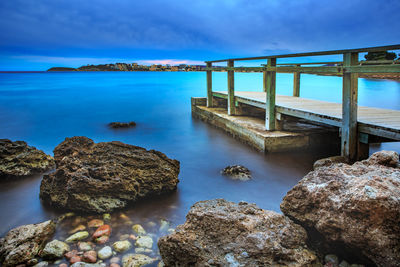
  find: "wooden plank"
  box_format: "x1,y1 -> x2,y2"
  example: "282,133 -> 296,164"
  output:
206,62 -> 213,107
206,44 -> 400,63
265,58 -> 277,130
341,52 -> 359,160
227,60 -> 235,115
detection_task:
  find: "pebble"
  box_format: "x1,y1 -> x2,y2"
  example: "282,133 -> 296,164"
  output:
59,264 -> 68,267
122,254 -> 157,267
64,250 -> 79,259
112,240 -> 132,253
119,234 -> 130,241
110,256 -> 120,264
135,247 -> 153,254
159,219 -> 169,232
92,225 -> 111,238
325,254 -> 339,265
167,228 -> 175,234
66,231 -> 89,243
88,219 -> 104,228
41,239 -> 70,259
129,234 -> 137,240
110,264 -> 120,267
98,246 -> 113,260
95,235 -> 109,244
135,236 -> 153,248
69,224 -> 86,234
82,250 -> 97,263
339,261 -> 350,267
78,241 -> 93,251
103,213 -> 111,222
70,256 -> 82,264
33,262 -> 48,267
147,221 -> 156,228
132,224 -> 146,235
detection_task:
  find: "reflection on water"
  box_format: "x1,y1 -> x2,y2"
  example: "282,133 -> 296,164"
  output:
0,72 -> 399,242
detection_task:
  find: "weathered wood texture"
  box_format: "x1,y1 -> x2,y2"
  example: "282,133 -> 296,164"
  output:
206,62 -> 213,107
206,44 -> 400,63
265,58 -> 277,130
293,64 -> 300,97
341,52 -> 359,160
227,60 -> 235,115
213,91 -> 400,141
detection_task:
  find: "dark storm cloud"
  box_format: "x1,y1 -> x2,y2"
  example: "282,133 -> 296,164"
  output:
0,0 -> 399,69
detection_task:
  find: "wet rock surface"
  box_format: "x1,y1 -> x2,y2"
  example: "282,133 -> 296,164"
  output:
40,136 -> 180,213
158,199 -> 320,266
281,151 -> 400,267
0,139 -> 55,179
108,122 -> 136,129
0,220 -> 56,266
221,165 -> 251,181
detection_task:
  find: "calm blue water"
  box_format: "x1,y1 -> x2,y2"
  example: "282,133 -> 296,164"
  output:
0,71 -> 399,237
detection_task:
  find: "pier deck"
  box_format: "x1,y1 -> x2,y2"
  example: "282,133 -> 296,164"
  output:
213,91 -> 400,141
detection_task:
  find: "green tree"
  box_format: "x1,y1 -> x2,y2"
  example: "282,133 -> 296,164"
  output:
364,51 -> 397,61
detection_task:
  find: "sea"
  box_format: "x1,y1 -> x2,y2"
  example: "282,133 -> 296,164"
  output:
0,71 -> 399,264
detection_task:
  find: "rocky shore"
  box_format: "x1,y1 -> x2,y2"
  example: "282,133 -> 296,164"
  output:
40,136 -> 180,213
0,139 -> 55,179
1,138 -> 399,267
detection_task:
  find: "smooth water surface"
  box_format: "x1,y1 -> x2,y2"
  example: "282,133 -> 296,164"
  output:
0,72 -> 399,248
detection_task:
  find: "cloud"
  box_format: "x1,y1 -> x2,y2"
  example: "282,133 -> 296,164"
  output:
0,0 -> 399,69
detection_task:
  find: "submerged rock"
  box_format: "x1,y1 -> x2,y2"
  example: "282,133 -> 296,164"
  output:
65,231 -> 89,243
122,253 -> 157,267
41,239 -> 70,259
281,151 -> 400,267
0,220 -> 56,266
135,236 -> 153,249
132,224 -> 146,236
0,139 -> 55,179
98,246 -> 113,259
40,136 -> 180,213
108,122 -> 136,129
221,165 -> 251,181
113,240 -> 132,253
158,199 -> 320,266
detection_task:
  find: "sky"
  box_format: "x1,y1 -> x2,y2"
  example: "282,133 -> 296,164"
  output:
0,0 -> 399,70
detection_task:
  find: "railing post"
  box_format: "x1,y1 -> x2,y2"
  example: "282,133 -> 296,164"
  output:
293,64 -> 300,97
227,60 -> 235,115
206,62 -> 213,107
263,64 -> 267,92
265,58 -> 277,130
341,52 -> 359,161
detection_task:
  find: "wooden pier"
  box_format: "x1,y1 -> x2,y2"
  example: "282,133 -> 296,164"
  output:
202,45 -> 400,161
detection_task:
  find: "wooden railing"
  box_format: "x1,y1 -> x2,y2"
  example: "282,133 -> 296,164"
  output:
204,44 -> 400,160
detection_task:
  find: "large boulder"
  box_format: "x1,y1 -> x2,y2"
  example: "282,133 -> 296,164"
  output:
40,136 -> 180,213
0,139 -> 55,179
158,199 -> 321,266
0,220 -> 56,266
281,151 -> 400,267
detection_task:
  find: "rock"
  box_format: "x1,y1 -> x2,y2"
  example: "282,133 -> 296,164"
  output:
280,151 -> 400,267
132,224 -> 146,236
313,156 -> 347,170
103,214 -> 111,222
110,264 -> 120,267
0,139 -> 55,179
41,239 -> 70,259
339,261 -> 350,267
325,254 -> 339,265
157,261 -> 164,267
33,262 -> 48,267
78,242 -> 93,251
0,220 -> 56,266
95,235 -> 109,244
70,256 -> 82,264
69,224 -> 86,234
135,236 -> 153,249
158,199 -> 320,266
158,220 -> 169,232
110,257 -> 120,263
108,122 -> 136,129
64,250 -> 79,260
70,263 -> 103,267
82,250 -> 97,263
113,240 -> 132,253
59,264 -> 68,267
221,165 -> 251,181
66,231 -> 89,243
98,246 -> 113,259
92,225 -> 111,239
88,219 -> 104,228
121,254 -> 157,267
134,248 -> 152,254
40,136 -> 180,213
